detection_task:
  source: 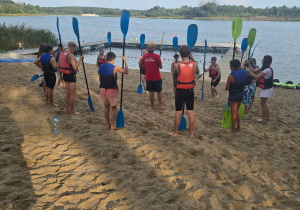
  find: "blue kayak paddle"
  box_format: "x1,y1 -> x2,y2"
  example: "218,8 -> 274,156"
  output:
72,17 -> 95,112
116,10 -> 130,128
250,40 -> 260,59
178,24 -> 198,131
30,74 -> 41,82
173,36 -> 178,53
201,39 -> 207,101
137,34 -> 145,94
107,31 -> 111,52
240,38 -> 248,63
57,17 -> 62,46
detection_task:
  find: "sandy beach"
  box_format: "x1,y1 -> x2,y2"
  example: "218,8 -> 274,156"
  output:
0,55 -> 300,209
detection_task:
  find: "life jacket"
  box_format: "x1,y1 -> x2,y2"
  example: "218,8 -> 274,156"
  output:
59,51 -> 78,75
99,63 -> 118,89
98,55 -> 107,66
209,64 -> 219,79
257,67 -> 273,89
229,69 -> 248,94
40,53 -> 56,73
176,61 -> 195,89
54,50 -> 61,62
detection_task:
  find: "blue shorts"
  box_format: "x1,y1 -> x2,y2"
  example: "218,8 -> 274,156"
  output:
229,92 -> 244,102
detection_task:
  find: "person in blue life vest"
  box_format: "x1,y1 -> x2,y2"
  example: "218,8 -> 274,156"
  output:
225,59 -> 248,133
58,41 -> 84,115
53,44 -> 65,88
204,56 -> 221,100
99,52 -> 129,130
245,55 -> 274,122
169,45 -> 199,138
34,45 -> 58,107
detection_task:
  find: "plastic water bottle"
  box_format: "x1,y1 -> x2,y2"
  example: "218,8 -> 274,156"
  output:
53,116 -> 60,134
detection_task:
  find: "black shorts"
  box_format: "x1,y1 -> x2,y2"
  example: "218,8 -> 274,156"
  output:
44,72 -> 56,89
175,88 -> 194,111
229,92 -> 244,102
211,77 -> 221,87
63,74 -> 77,83
146,79 -> 162,92
140,67 -> 146,75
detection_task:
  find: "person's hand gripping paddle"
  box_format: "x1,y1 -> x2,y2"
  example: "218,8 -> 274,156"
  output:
231,17 -> 242,59
107,31 -> 111,52
178,24 -> 198,131
116,10 -> 130,128
72,17 -> 95,112
201,39 -> 207,100
137,34 -> 145,94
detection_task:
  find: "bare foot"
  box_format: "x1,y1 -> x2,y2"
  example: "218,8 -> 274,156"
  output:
111,125 -> 116,130
70,112 -> 80,115
188,133 -> 194,138
257,118 -> 265,122
50,103 -> 59,107
226,129 -> 236,134
209,98 -> 215,101
106,124 -> 111,130
215,94 -> 219,99
169,132 -> 177,137
159,106 -> 165,110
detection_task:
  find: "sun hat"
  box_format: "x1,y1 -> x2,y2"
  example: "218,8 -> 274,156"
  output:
147,42 -> 156,51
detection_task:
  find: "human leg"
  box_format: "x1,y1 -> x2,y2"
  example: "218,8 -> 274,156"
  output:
229,101 -> 238,133
260,97 -> 269,120
69,82 -> 77,114
211,86 -> 215,100
104,104 -> 110,129
64,82 -> 70,114
187,110 -> 195,137
236,101 -> 242,131
111,106 -> 117,130
150,92 -> 154,108
157,91 -> 164,110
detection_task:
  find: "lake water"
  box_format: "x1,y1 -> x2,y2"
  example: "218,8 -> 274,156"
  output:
1,16 -> 300,83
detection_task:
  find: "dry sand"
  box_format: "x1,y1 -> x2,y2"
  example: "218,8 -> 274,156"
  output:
0,57 -> 300,209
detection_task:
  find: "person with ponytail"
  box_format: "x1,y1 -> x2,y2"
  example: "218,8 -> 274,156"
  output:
246,55 -> 274,122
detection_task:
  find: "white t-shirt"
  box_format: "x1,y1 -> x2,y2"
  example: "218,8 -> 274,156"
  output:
262,68 -> 272,79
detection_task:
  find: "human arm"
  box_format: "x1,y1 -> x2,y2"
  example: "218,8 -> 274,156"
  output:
213,66 -> 221,82
194,62 -> 200,75
173,62 -> 180,78
158,56 -> 163,69
69,54 -> 83,70
96,56 -> 100,69
34,58 -> 42,69
225,75 -> 234,91
246,68 -> 266,79
114,56 -> 129,74
50,57 -> 58,70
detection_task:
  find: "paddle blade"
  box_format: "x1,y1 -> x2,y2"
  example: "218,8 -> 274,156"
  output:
116,107 -> 124,128
140,34 -> 145,48
204,39 -> 208,54
120,10 -> 130,39
137,83 -> 143,94
56,17 -> 61,40
107,31 -> 111,46
30,74 -> 40,82
222,106 -> 232,129
178,114 -> 186,131
187,24 -> 198,50
241,38 -> 248,53
173,36 -> 178,52
247,28 -> 257,48
239,103 -> 244,120
201,89 -> 204,100
87,94 -> 94,112
232,17 -> 243,41
72,17 -> 80,41
160,31 -> 165,50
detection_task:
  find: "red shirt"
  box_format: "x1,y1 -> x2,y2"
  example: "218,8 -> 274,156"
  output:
142,52 -> 162,81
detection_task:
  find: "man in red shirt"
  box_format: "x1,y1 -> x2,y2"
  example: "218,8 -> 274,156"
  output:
141,42 -> 164,109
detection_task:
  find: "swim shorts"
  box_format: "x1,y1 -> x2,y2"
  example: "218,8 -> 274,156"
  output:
146,79 -> 162,92
175,88 -> 194,111
140,67 -> 146,75
229,92 -> 244,102
63,74 -> 77,83
44,72 -> 56,89
211,77 -> 221,87
99,88 -> 118,106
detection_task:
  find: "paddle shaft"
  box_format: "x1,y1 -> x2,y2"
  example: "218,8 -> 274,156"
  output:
77,40 -> 91,95
120,38 -> 125,107
140,48 -> 142,83
202,53 -> 206,91
232,42 -> 236,59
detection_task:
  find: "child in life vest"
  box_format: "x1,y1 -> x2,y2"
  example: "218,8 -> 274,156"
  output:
204,57 -> 221,100
96,48 -> 107,70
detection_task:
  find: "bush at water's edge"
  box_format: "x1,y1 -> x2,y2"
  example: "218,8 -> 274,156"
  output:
0,23 -> 58,52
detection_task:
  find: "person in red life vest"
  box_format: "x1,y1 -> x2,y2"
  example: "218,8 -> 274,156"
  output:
204,56 -> 221,100
34,45 -> 58,106
138,50 -> 147,93
53,44 -> 65,88
225,59 -> 248,133
96,48 -> 107,70
246,55 -> 274,122
58,41 -> 83,115
170,45 -> 199,137
99,52 -> 129,130
141,42 -> 164,109
170,54 -> 179,98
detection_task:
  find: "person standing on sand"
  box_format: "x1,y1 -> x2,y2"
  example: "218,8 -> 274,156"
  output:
99,52 -> 129,130
225,59 -> 248,133
170,53 -> 179,98
141,42 -> 164,109
34,45 -> 58,107
58,41 -> 83,115
138,50 -> 147,93
246,55 -> 274,122
204,56 -> 221,100
96,48 -> 107,71
53,44 -> 65,88
37,43 -> 46,91
170,45 -> 199,137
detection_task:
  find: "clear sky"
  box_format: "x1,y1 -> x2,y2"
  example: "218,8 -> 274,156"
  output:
17,0 -> 300,9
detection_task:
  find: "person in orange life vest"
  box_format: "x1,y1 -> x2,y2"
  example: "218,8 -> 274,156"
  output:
34,45 -> 58,107
99,52 -> 129,130
246,55 -> 274,122
141,42 -> 164,110
53,44 -> 65,88
170,54 -> 179,98
170,45 -> 199,138
58,41 -> 84,115
96,48 -> 107,70
225,59 -> 248,133
204,56 -> 221,100
138,50 -> 147,93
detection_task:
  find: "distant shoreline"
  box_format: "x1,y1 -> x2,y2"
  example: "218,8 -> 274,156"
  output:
1,14 -> 300,22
